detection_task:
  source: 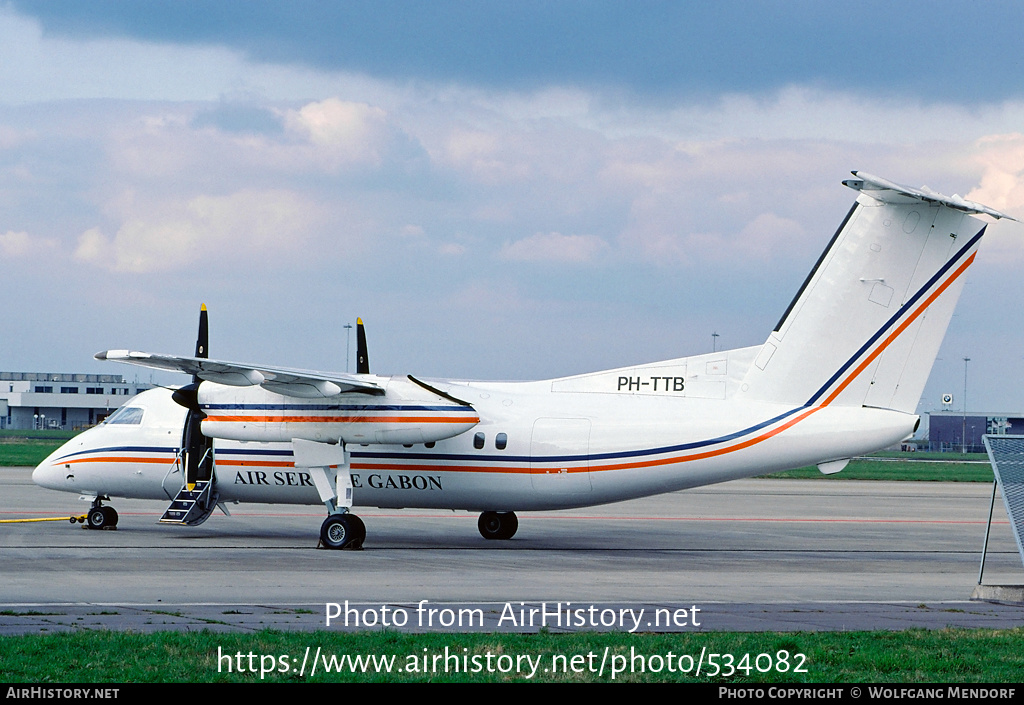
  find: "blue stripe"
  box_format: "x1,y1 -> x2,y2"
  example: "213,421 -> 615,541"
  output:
54,445 -> 178,462
351,406 -> 806,465
51,406 -> 804,468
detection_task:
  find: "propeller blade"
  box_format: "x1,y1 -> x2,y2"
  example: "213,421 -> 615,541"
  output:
356,317 -> 369,374
183,305 -> 213,487
194,303 -> 209,359
175,304 -> 210,397
190,304 -> 209,387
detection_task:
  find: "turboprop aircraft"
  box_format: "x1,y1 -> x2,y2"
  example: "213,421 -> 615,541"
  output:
33,172 -> 1019,549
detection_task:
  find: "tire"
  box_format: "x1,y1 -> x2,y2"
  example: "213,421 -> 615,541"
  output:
478,511 -> 518,540
320,514 -> 361,550
347,514 -> 366,549
102,506 -> 119,527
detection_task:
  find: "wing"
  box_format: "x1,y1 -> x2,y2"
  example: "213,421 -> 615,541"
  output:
95,350 -> 385,398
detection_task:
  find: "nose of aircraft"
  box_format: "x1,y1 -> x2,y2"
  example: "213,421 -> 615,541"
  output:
33,446 -> 69,490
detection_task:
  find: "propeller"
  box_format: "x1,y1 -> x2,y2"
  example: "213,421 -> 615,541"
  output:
171,304 -> 213,488
356,317 -> 369,374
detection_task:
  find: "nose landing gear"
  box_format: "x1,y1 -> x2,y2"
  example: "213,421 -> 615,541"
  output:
85,499 -> 119,530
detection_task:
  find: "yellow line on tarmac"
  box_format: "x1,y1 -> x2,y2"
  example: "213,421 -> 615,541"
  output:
0,515 -> 86,524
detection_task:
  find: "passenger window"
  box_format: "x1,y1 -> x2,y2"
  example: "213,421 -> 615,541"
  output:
473,432 -> 485,449
495,432 -> 507,450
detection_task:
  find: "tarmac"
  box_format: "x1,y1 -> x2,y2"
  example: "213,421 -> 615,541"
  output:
2,467 -> 1023,634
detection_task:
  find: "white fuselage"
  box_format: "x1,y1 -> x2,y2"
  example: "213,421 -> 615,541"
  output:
33,358 -> 917,513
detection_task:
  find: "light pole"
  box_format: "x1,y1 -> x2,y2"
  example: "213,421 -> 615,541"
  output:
962,356 -> 970,454
712,332 -> 719,353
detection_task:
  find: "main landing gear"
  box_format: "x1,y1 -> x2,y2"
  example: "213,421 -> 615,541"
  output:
319,513 -> 366,550
85,498 -> 119,530
319,511 -> 517,547
478,511 -> 518,540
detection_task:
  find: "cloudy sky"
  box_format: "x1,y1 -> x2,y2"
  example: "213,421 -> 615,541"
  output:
2,1 -> 1023,417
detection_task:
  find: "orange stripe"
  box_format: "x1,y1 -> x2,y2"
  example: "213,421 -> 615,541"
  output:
60,406 -> 818,477
62,456 -> 173,465
357,407 -> 824,476
595,406 -> 822,472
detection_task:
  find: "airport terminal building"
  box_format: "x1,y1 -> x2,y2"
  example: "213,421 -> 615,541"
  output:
0,372 -> 151,430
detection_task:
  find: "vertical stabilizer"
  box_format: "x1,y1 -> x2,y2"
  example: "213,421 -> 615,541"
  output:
741,172 -> 1016,413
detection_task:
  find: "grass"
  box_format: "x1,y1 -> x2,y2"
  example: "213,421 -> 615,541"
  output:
0,430 -> 78,466
765,455 -> 994,482
0,628 -> 1021,683
0,428 -> 78,440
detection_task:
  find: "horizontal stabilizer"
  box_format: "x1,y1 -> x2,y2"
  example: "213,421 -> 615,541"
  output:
845,172 -> 1020,221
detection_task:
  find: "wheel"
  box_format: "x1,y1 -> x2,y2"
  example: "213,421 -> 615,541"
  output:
87,506 -> 109,530
478,511 -> 518,540
320,514 -> 363,550
320,515 -> 349,548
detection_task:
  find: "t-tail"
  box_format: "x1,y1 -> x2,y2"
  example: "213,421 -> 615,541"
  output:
741,172 -> 1018,414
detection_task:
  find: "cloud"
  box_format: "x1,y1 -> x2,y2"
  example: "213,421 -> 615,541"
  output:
966,133 -> 1024,213
283,98 -> 392,168
11,2 -> 1024,104
0,230 -> 31,256
0,229 -> 59,258
962,133 -> 1024,265
734,212 -> 806,259
617,199 -> 808,266
500,231 -> 608,263
438,242 -> 465,256
0,124 -> 32,148
74,190 -> 320,273
73,227 -> 111,263
442,130 -> 507,181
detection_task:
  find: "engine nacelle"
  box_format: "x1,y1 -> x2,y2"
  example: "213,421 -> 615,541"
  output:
198,376 -> 479,444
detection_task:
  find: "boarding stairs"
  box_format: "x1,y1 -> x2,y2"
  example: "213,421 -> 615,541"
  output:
160,479 -> 219,526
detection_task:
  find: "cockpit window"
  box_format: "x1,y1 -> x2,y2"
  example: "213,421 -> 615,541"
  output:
106,406 -> 144,425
